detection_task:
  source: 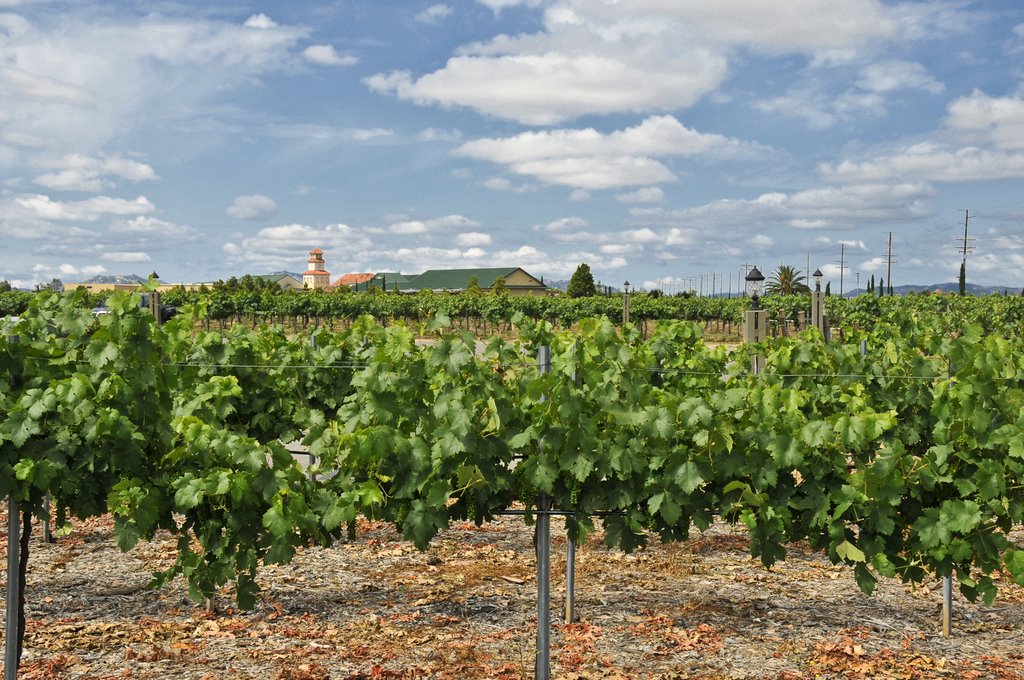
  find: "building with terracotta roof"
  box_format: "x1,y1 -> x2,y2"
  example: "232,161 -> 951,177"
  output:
302,248 -> 331,290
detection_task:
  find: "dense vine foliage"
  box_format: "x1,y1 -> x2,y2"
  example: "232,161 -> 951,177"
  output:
3,290 -> 1024,620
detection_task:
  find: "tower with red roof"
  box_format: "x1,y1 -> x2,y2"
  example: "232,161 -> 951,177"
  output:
302,248 -> 331,290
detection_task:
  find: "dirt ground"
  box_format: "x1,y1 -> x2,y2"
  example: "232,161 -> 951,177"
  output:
3,511 -> 1024,679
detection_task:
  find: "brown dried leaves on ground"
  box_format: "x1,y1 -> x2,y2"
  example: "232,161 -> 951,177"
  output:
2,514 -> 1024,679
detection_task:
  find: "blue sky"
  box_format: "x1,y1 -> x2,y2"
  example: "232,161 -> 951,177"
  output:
2,0 -> 1023,292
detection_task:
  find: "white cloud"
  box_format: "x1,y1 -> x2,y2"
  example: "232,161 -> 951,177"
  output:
355,128 -> 397,142
32,153 -> 157,191
416,4 -> 453,25
1,193 -> 154,221
0,10 -> 309,155
368,0 -> 905,124
227,194 -> 277,220
535,216 -> 588,232
568,189 -> 590,202
244,14 -> 278,30
616,187 -> 664,203
222,223 -> 373,271
101,251 -> 151,263
634,182 -> 935,233
821,144 -> 1024,183
454,231 -> 492,246
946,90 -> 1024,151
456,115 -> 758,190
389,214 -> 481,235
39,263 -> 107,278
856,60 -> 944,94
302,44 -> 358,67
107,216 -> 201,242
476,0 -> 542,12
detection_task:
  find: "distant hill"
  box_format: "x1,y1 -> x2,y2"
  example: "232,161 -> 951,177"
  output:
82,273 -> 146,285
844,282 -> 1020,297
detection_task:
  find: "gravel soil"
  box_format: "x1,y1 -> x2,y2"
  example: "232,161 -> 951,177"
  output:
3,512 -> 1024,679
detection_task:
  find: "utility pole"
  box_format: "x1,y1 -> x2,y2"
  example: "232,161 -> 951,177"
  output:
836,244 -> 847,296
855,272 -> 861,293
957,209 -> 975,295
885,231 -> 896,295
712,273 -> 717,298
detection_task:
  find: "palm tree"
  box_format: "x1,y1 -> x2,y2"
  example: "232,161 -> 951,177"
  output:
766,265 -> 811,295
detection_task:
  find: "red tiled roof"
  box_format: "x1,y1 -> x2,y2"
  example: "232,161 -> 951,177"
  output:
332,273 -> 375,287
309,248 -> 324,255
303,270 -> 331,276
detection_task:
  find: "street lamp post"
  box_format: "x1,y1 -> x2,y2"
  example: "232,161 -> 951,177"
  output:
811,268 -> 825,337
744,267 -> 766,374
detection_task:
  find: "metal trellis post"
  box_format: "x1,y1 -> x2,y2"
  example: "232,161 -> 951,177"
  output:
5,496 -> 20,679
535,345 -> 552,680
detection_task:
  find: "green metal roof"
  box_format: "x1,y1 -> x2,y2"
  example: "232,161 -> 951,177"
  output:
401,267 -> 543,291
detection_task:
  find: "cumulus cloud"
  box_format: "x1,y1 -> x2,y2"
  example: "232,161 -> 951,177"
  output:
302,44 -> 358,67
34,262 -> 107,279
107,216 -> 201,242
32,153 -> 158,191
632,182 -> 935,234
388,214 -> 481,235
244,14 -> 278,30
0,194 -> 154,221
454,231 -> 492,246
817,88 -> 1024,186
227,194 -> 277,220
856,60 -> 944,94
367,0 -> 911,124
101,251 -> 151,263
416,4 -> 452,24
222,223 -> 373,270
456,116 -> 759,190
0,9 -> 309,155
946,90 -> 1024,151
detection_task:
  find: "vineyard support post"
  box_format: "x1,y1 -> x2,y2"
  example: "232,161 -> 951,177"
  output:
536,495 -> 552,680
42,492 -> 52,543
942,360 -> 954,636
942,576 -> 952,636
5,496 -> 20,679
565,537 -> 576,624
535,345 -> 552,680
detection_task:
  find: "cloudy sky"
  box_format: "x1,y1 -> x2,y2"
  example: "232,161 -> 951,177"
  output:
2,0 -> 1023,291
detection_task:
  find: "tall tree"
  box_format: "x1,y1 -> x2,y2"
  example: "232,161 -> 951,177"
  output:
765,265 -> 810,295
491,276 -> 508,296
566,263 -> 597,298
878,277 -> 884,298
959,260 -> 967,296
